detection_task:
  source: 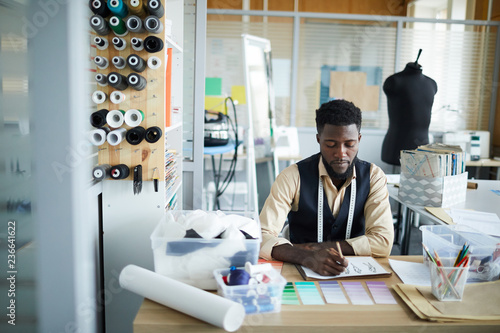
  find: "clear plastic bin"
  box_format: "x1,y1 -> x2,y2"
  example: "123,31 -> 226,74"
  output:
151,210 -> 261,290
420,224 -> 500,282
213,267 -> 287,315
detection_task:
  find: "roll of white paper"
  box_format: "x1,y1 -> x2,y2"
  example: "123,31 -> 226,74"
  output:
106,109 -> 125,128
107,128 -> 127,146
124,109 -> 144,127
119,265 -> 245,332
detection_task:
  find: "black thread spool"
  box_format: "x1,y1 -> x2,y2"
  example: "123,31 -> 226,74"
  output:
95,73 -> 108,86
128,73 -> 147,91
126,126 -> 146,145
112,56 -> 126,69
89,0 -> 110,17
90,109 -> 109,128
89,14 -> 110,35
94,36 -> 108,50
108,72 -> 129,90
147,0 -> 165,18
131,37 -> 143,51
145,126 -> 162,143
110,164 -> 130,179
144,36 -> 164,53
127,54 -> 147,72
126,15 -> 144,33
112,37 -> 126,51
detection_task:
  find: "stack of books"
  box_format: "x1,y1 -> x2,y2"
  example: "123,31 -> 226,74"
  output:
400,143 -> 466,178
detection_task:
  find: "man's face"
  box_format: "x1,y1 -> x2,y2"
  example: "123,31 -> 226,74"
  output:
316,124 -> 361,179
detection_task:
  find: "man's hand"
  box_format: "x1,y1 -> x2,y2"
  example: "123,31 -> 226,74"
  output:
271,243 -> 349,276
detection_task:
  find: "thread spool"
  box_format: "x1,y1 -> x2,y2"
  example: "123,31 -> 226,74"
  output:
147,56 -> 161,69
90,0 -> 111,17
107,0 -> 128,18
128,0 -> 147,16
107,128 -> 127,146
147,0 -> 165,18
127,73 -> 147,91
106,109 -> 126,128
110,91 -> 126,104
127,54 -> 147,72
145,126 -> 162,143
227,267 -> 251,286
92,90 -> 107,104
144,36 -> 164,53
110,164 -> 130,179
144,15 -> 163,34
126,15 -> 144,33
109,15 -> 128,36
131,37 -> 144,51
112,56 -> 126,70
93,164 -> 111,181
112,36 -> 127,51
89,128 -> 110,146
89,15 -> 110,35
94,56 -> 108,70
125,109 -> 145,127
108,72 -> 128,91
126,126 -> 146,145
94,36 -> 108,50
95,73 -> 108,86
244,262 -> 273,277
90,109 -> 109,128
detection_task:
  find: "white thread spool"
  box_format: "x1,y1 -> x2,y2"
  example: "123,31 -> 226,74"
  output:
89,128 -> 109,146
110,91 -> 126,104
92,90 -> 107,104
147,56 -> 161,70
106,109 -> 125,128
125,109 -> 144,127
107,128 -> 127,146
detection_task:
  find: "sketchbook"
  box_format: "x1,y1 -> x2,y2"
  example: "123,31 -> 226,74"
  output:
296,256 -> 392,280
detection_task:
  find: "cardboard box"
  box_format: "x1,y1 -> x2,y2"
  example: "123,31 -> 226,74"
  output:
398,172 -> 467,207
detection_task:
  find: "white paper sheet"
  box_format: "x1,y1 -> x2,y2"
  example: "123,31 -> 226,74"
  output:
389,259 -> 431,286
301,257 -> 390,279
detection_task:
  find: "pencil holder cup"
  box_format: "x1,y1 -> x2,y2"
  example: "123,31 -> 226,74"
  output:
429,258 -> 469,302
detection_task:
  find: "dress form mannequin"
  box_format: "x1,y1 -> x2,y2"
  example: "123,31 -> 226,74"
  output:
381,50 -> 438,166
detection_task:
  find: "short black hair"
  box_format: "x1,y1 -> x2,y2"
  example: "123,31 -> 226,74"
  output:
315,99 -> 362,134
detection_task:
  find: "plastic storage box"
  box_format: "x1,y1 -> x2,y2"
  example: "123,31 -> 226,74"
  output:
420,224 -> 500,282
213,267 -> 287,315
150,210 -> 261,290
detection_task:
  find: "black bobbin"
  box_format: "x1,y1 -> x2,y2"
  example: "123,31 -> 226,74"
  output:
127,54 -> 147,72
108,72 -> 129,90
90,109 -> 109,128
128,73 -> 147,91
110,164 -> 130,179
126,126 -> 146,145
145,126 -> 162,143
144,36 -> 164,53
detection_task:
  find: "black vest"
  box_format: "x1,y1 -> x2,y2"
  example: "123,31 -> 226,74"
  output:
288,153 -> 371,244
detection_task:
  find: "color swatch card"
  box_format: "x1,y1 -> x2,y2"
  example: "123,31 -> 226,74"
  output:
295,282 -> 325,305
281,282 -> 300,305
318,281 -> 349,304
366,281 -> 397,304
341,282 -> 373,305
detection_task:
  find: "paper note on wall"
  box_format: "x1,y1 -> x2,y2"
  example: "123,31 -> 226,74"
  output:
231,85 -> 246,105
329,71 -> 379,111
205,77 -> 222,96
205,96 -> 225,113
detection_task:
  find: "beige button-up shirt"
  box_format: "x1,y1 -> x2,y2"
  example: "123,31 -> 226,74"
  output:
259,156 -> 394,260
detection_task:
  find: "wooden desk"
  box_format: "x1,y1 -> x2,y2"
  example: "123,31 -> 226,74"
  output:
133,256 -> 500,332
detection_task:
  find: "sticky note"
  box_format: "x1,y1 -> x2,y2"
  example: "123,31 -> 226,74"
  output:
205,77 -> 222,96
231,85 -> 246,105
204,96 -> 225,113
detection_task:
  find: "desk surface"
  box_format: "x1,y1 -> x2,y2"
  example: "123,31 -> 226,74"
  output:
388,179 -> 500,225
133,256 -> 500,332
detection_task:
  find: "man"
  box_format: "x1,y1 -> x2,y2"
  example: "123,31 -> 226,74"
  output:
259,99 -> 394,276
